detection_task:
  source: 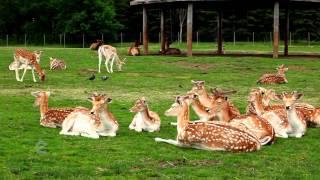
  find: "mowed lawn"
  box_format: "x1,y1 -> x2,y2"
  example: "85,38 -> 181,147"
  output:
1,45 -> 320,179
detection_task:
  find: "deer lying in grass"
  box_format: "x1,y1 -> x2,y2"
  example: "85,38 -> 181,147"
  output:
257,64 -> 288,84
32,91 -> 78,128
128,41 -> 141,56
155,96 -> 261,152
9,49 -> 45,82
98,45 -> 126,73
129,97 -> 161,132
60,93 -> 119,138
90,40 -> 103,50
49,57 -> 66,70
159,35 -> 181,55
207,91 -> 275,145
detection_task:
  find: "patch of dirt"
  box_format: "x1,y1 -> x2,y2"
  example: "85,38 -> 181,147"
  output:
158,159 -> 223,168
164,60 -> 214,71
287,65 -> 308,71
79,68 -> 98,73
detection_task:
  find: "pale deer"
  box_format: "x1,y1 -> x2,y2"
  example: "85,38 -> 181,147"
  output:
129,97 -> 161,132
257,64 -> 288,84
49,57 -> 66,70
155,96 -> 261,152
31,91 -> 78,128
128,41 -> 141,56
97,45 -> 126,73
207,91 -> 275,145
274,91 -> 307,138
60,94 -> 119,138
9,49 -> 45,82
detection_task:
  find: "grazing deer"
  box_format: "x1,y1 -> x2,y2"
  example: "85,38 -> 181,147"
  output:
129,97 -> 161,132
49,57 -> 66,70
60,93 -> 119,138
257,64 -> 288,84
90,40 -> 103,50
208,91 -> 275,145
273,92 -> 307,138
155,96 -> 261,152
128,41 -> 141,56
31,91 -> 78,128
9,49 -> 45,82
98,45 -> 126,73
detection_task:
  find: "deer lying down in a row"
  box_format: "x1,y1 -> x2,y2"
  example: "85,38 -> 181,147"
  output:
9,49 -> 45,82
60,94 -> 119,139
257,64 -> 288,84
129,97 -> 161,132
155,96 -> 261,152
98,45 -> 126,73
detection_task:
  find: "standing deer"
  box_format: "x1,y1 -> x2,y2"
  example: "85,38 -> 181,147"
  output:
98,45 -> 126,73
9,49 -> 45,82
129,97 -> 161,132
60,93 -> 119,138
257,64 -> 288,84
155,96 -> 261,152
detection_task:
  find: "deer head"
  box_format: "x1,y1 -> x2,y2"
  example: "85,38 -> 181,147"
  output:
276,64 -> 288,74
31,91 -> 50,107
130,97 -> 148,113
274,91 -> 303,110
191,80 -> 206,95
33,50 -> 43,62
165,96 -> 187,117
88,93 -> 112,114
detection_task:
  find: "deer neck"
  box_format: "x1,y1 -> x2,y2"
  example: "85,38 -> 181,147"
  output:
219,104 -> 232,122
199,90 -> 212,107
39,96 -> 49,119
96,106 -> 114,126
139,107 -> 152,121
191,99 -> 209,117
177,104 -> 190,135
286,104 -> 303,128
30,58 -> 44,77
248,99 -> 264,116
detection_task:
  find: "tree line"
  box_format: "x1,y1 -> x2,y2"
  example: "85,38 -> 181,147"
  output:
1,0 -> 320,43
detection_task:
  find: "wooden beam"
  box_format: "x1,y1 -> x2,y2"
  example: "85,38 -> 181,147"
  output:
143,6 -> 149,55
187,3 -> 193,57
217,10 -> 223,55
160,9 -> 165,52
273,1 -> 279,58
284,5 -> 289,56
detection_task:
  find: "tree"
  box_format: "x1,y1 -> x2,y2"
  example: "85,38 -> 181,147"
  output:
177,8 -> 187,43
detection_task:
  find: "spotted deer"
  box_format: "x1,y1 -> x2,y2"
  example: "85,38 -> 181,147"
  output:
155,96 -> 261,152
257,64 -> 288,84
31,91 -> 79,128
60,94 -> 119,138
49,57 -> 66,70
98,45 -> 126,73
128,41 -> 141,56
129,97 -> 161,132
9,49 -> 45,82
273,91 -> 307,138
207,91 -> 275,145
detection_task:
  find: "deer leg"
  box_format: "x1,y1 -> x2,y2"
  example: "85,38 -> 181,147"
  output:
129,118 -> 136,130
110,56 -> 116,73
81,130 -> 99,139
98,50 -> 103,73
154,137 -> 183,147
60,117 -> 79,135
15,69 -> 21,81
105,58 -> 110,73
20,67 -> 28,82
31,68 -> 37,82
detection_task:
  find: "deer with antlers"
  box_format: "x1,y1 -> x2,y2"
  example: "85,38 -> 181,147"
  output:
98,45 -> 126,73
129,97 -> 161,132
60,93 -> 119,138
9,49 -> 45,82
155,96 -> 261,152
257,64 -> 288,84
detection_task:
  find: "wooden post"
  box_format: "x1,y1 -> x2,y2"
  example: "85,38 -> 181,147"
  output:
197,31 -> 199,46
101,33 -> 104,42
273,1 -> 279,58
217,10 -> 223,55
160,9 -> 165,51
63,33 -> 66,48
6,34 -> 8,47
24,33 -> 27,47
284,5 -> 289,56
82,33 -> 85,48
252,32 -> 255,46
308,32 -> 310,46
233,31 -> 236,46
187,3 -> 193,56
120,32 -> 123,47
143,6 -> 149,55
43,33 -> 46,47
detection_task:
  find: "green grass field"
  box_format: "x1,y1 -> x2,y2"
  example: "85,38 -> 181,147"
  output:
1,44 -> 320,179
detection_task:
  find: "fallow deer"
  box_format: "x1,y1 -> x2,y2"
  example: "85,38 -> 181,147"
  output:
159,35 -> 181,55
155,96 -> 261,152
90,40 -> 103,50
128,41 -> 141,56
257,64 -> 288,84
190,80 -> 214,108
60,93 -> 119,138
49,57 -> 66,70
98,45 -> 126,73
31,91 -> 78,128
129,97 -> 161,132
273,91 -> 307,138
9,49 -> 45,82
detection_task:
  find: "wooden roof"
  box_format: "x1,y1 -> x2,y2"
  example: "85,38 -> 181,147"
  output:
130,0 -> 320,6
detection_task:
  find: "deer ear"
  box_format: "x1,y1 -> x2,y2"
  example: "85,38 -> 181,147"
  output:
295,92 -> 303,100
106,98 -> 113,103
31,91 -> 40,97
274,94 -> 283,100
45,91 -> 51,96
49,57 -> 53,60
87,97 -> 93,102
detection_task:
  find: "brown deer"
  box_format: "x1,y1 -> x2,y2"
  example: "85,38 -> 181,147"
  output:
9,49 -> 45,82
155,96 -> 261,152
159,35 -> 181,55
257,64 -> 288,84
128,40 -> 141,56
90,40 -> 103,50
60,93 -> 119,138
129,97 -> 161,132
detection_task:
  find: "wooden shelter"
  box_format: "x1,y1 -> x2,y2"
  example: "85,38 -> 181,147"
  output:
130,0 -> 320,58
